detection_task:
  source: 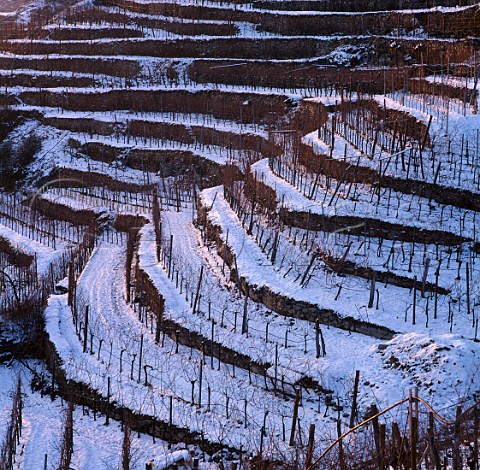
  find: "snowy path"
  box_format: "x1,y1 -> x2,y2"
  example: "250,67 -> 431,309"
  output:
46,238 -> 355,457
139,214 -> 410,405
0,362 -> 188,470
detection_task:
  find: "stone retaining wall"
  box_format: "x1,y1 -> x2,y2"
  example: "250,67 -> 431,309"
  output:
197,196 -> 396,340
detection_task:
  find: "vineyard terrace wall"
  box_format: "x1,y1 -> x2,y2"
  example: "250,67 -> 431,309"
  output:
133,225 -> 333,396
257,6 -> 480,38
126,121 -> 280,159
244,168 -> 472,246
188,62 -> 430,94
4,36 -> 472,65
297,143 -> 480,213
0,74 -> 95,89
0,57 -> 141,78
76,142 -> 225,187
249,0 -> 479,11
0,236 -> 34,268
25,195 -> 98,227
43,117 -> 118,136
335,99 -> 431,147
39,334 -> 236,455
196,196 -> 396,340
134,242 -> 272,377
3,37 -> 359,60
63,7 -> 239,36
18,89 -> 294,125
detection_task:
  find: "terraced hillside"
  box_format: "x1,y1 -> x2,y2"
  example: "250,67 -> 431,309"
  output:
1,0 -> 480,468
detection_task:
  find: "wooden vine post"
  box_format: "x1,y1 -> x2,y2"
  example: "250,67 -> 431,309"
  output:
289,388 -> 301,446
349,370 -> 360,428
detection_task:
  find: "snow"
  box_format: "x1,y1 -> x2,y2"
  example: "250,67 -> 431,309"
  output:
253,158 -> 479,243
199,185 -> 480,401
100,0 -> 477,17
43,239 -> 328,457
303,99 -> 480,194
0,362 -> 192,470
2,0 -> 480,465
378,332 -> 480,403
0,223 -> 64,274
